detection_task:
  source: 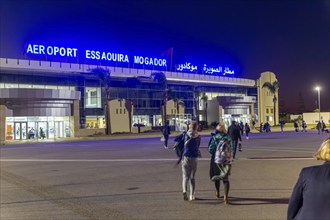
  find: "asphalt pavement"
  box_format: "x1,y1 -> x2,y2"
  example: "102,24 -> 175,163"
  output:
1,130 -> 329,220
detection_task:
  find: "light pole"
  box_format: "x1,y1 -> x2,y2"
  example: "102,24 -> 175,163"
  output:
315,86 -> 321,122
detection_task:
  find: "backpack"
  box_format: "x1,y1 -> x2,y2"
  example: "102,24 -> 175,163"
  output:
173,132 -> 186,158
214,140 -> 232,164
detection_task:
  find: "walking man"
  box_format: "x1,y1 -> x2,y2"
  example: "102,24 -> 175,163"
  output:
228,121 -> 242,159
321,120 -> 326,134
245,123 -> 250,139
239,121 -> 244,136
279,120 -> 285,132
162,120 -> 171,149
301,120 -> 307,132
316,121 -> 322,135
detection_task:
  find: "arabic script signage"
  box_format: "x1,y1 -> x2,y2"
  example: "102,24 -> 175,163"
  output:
176,62 -> 235,76
203,64 -> 234,76
25,43 -> 236,76
176,62 -> 198,72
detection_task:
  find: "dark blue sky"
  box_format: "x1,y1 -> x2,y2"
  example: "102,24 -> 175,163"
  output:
1,0 -> 329,113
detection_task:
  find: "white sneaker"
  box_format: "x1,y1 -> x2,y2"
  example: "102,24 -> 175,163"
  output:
190,195 -> 195,201
164,146 -> 168,149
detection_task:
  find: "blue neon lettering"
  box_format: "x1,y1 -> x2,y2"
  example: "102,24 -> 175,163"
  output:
86,50 -> 91,59
33,45 -> 39,54
26,44 -> 33,53
72,48 -> 77,57
59,47 -> 65,56
53,46 -> 59,55
39,45 -> 45,54
134,56 -> 166,66
85,51 -> 129,62
67,48 -> 72,57
101,52 -> 107,60
176,62 -> 198,72
25,44 -> 233,75
203,64 -> 234,75
112,53 -> 117,61
96,51 -> 100,59
90,51 -> 99,59
223,67 -> 234,75
26,44 -> 78,57
47,46 -> 53,55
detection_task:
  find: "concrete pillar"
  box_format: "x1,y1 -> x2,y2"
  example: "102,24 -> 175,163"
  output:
207,100 -> 220,124
72,100 -> 80,137
250,104 -> 254,117
0,105 -> 6,143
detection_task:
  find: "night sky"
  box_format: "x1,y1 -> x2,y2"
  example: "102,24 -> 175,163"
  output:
1,0 -> 329,113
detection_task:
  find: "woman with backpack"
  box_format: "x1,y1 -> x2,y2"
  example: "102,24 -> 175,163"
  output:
181,121 -> 201,201
208,122 -> 232,204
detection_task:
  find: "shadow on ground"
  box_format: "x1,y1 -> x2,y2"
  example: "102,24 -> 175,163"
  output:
191,196 -> 289,206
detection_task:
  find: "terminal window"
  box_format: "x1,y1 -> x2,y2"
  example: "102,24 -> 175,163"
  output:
85,87 -> 101,108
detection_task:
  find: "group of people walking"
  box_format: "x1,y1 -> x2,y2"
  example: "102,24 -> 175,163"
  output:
292,120 -> 327,134
293,120 -> 308,132
238,121 -> 251,139
165,120 -> 242,204
160,120 -> 330,219
259,121 -> 271,132
316,120 -> 327,134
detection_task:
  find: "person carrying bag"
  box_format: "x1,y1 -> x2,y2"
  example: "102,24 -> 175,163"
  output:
181,121 -> 201,201
208,122 -> 232,204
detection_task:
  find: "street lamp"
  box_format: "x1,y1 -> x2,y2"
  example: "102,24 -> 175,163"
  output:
315,86 -> 321,122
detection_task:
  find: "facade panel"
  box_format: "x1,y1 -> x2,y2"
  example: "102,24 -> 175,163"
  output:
0,58 -> 278,141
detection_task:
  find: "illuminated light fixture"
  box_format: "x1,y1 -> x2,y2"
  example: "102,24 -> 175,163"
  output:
315,86 -> 321,122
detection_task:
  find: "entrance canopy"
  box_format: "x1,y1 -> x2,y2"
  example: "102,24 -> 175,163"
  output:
0,88 -> 80,116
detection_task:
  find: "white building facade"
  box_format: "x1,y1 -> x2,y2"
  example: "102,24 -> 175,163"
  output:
0,56 -> 278,142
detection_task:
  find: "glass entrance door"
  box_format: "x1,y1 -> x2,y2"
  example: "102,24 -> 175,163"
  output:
36,122 -> 48,139
54,121 -> 64,138
14,122 -> 27,140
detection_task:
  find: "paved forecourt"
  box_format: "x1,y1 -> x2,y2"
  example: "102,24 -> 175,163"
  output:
0,131 -> 328,219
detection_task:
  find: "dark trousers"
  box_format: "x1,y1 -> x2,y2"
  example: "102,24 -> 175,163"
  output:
230,140 -> 238,159
164,135 -> 169,147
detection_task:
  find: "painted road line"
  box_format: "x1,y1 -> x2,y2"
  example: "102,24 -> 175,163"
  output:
242,148 -> 313,153
0,157 -> 314,162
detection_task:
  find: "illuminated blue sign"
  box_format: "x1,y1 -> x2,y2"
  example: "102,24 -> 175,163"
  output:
25,44 -> 236,75
175,62 -> 235,76
26,44 -> 78,57
26,44 -> 167,67
203,64 -> 234,76
134,56 -> 166,66
176,62 -> 198,72
85,50 -> 129,62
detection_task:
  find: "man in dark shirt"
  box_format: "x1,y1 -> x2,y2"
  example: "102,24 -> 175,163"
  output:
228,121 -> 242,159
162,121 -> 171,149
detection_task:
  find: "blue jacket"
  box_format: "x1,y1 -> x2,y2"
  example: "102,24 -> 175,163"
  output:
162,125 -> 171,136
182,130 -> 201,158
287,161 -> 330,220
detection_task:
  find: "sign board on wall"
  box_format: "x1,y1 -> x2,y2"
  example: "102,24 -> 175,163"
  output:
25,43 -> 235,76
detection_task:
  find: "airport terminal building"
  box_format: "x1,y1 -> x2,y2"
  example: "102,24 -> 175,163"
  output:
0,44 -> 279,142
